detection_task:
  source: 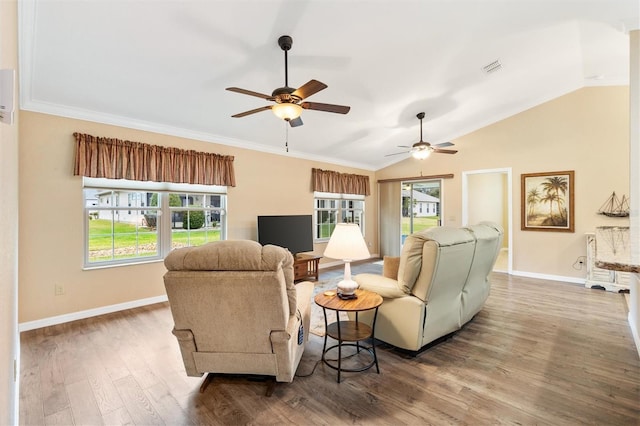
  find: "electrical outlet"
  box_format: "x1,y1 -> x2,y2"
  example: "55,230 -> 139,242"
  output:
55,283 -> 65,296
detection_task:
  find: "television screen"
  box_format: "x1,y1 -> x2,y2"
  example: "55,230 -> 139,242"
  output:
257,215 -> 314,256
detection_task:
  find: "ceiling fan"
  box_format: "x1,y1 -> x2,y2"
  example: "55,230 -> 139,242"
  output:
226,35 -> 350,127
386,112 -> 458,159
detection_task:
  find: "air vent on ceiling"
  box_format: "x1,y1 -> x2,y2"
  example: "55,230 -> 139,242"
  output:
482,59 -> 502,74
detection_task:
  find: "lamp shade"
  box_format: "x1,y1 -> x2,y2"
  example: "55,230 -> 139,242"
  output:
272,102 -> 303,120
324,223 -> 370,261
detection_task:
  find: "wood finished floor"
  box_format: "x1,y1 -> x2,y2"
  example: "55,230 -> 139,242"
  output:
20,264 -> 640,425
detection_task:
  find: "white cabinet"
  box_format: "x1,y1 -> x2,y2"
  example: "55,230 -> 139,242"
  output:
585,233 -> 630,292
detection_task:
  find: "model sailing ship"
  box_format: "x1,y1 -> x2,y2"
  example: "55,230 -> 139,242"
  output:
597,191 -> 629,217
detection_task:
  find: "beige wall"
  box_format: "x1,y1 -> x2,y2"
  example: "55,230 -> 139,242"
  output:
18,112 -> 377,323
377,86 -> 629,280
0,0 -> 19,423
15,87 -> 631,324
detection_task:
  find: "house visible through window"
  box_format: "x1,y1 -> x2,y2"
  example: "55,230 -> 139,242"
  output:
313,192 -> 365,241
83,178 -> 227,268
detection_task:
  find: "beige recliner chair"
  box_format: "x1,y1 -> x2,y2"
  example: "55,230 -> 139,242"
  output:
353,222 -> 503,352
163,240 -> 314,395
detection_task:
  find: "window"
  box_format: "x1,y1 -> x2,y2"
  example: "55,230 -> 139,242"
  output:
313,192 -> 365,241
84,178 -> 227,268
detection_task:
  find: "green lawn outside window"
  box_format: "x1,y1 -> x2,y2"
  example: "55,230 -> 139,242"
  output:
88,219 -> 221,262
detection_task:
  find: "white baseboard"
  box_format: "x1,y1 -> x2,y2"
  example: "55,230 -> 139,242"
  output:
510,270 -> 585,285
18,295 -> 168,332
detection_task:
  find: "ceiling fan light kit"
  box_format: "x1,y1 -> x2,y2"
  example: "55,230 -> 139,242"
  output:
412,147 -> 431,159
386,112 -> 458,159
272,102 -> 302,120
226,35 -> 350,127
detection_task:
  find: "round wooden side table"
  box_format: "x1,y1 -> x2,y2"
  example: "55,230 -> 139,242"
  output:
314,288 -> 383,383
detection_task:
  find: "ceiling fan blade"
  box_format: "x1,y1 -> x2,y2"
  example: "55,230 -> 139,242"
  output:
433,149 -> 458,154
397,145 -> 412,148
384,151 -> 410,157
231,106 -> 272,118
292,79 -> 327,100
433,141 -> 455,148
226,87 -> 272,100
289,117 -> 304,127
301,102 -> 350,114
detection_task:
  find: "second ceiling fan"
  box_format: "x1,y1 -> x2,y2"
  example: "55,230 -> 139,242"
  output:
226,35 -> 350,127
387,112 -> 458,159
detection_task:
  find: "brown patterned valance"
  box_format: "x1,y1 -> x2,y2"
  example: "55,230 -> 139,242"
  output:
312,168 -> 370,196
73,133 -> 236,187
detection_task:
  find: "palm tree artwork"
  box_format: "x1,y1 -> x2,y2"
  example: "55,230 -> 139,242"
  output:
526,188 -> 541,218
522,171 -> 573,231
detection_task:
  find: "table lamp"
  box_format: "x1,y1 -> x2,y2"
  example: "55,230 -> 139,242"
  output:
323,223 -> 370,299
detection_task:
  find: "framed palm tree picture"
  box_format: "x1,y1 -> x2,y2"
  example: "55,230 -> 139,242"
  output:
521,170 -> 575,232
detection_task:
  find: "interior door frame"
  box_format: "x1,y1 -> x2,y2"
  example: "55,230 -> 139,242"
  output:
462,167 -> 513,274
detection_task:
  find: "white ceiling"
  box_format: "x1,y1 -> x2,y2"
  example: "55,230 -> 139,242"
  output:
18,0 -> 638,170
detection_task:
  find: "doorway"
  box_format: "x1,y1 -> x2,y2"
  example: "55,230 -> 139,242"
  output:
401,180 -> 442,247
462,168 -> 512,273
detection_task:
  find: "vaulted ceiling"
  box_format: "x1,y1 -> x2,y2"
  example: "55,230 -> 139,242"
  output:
18,0 -> 638,170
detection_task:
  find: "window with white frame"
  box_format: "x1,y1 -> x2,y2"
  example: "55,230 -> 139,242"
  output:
83,177 -> 227,268
313,192 -> 365,241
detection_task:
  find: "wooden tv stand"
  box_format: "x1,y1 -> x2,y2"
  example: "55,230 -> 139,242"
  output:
294,254 -> 321,282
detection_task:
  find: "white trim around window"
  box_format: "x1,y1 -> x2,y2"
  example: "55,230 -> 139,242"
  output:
83,177 -> 227,269
313,191 -> 365,242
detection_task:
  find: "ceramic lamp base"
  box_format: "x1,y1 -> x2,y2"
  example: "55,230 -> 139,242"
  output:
337,278 -> 358,296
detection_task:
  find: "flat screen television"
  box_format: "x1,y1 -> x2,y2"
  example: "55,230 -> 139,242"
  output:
257,215 -> 314,256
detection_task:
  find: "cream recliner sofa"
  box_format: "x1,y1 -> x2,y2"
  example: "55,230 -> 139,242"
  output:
352,222 -> 503,352
163,240 -> 314,394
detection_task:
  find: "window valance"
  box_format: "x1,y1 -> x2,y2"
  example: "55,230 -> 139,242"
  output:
73,133 -> 236,187
312,168 -> 370,196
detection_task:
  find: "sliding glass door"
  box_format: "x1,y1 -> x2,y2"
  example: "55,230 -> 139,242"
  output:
401,180 -> 442,245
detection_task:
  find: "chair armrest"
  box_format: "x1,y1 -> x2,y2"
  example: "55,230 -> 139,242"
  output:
294,281 -> 314,322
271,328 -> 293,343
172,328 -> 195,342
354,273 -> 407,299
270,281 -> 314,383
171,328 -> 200,377
271,280 -> 314,343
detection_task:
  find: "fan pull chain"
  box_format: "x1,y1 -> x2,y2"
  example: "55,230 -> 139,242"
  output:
285,121 -> 289,152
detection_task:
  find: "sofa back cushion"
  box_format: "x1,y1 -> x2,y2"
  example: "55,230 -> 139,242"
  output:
465,222 -> 503,278
396,235 -> 426,293
460,222 -> 503,321
409,227 -> 476,302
